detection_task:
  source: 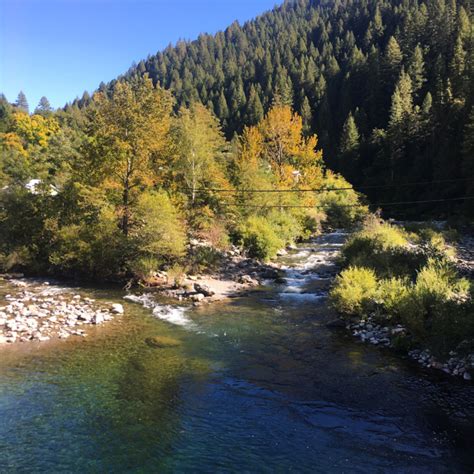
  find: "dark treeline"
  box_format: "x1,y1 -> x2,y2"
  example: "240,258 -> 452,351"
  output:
75,0 -> 473,216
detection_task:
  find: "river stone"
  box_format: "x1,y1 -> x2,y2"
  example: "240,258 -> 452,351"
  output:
93,313 -> 104,325
191,293 -> 205,302
193,283 -> 215,297
111,303 -> 124,314
145,336 -> 181,348
6,320 -> 17,331
464,372 -> 472,381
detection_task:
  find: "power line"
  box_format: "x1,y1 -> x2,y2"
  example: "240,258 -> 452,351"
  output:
186,177 -> 474,194
218,196 -> 474,209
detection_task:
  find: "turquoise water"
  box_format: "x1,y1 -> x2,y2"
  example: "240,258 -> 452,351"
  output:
0,235 -> 473,472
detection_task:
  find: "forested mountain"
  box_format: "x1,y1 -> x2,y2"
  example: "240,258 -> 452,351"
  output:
0,0 -> 473,280
85,0 -> 473,214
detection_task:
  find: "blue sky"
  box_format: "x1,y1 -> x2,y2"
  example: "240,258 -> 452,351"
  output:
0,0 -> 278,110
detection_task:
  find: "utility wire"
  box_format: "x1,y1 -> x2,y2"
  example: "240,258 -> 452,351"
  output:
185,177 -> 474,194
217,196 -> 474,209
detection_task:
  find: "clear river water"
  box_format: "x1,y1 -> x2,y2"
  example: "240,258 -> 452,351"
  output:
0,233 -> 473,473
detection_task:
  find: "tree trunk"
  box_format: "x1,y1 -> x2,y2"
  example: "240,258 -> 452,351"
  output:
122,180 -> 130,236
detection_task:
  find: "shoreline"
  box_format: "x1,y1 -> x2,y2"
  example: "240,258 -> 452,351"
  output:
0,277 -> 124,345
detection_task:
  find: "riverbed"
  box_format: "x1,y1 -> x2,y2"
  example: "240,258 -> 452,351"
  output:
0,233 -> 473,472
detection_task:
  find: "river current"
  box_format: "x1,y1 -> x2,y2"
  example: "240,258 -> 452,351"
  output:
0,233 -> 473,472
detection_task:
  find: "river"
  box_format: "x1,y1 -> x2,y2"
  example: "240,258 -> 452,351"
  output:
0,233 -> 473,472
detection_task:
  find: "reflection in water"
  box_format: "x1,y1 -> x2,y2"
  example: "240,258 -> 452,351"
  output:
0,233 -> 473,472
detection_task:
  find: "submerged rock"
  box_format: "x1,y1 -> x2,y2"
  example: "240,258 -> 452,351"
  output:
145,336 -> 181,348
326,319 -> 346,329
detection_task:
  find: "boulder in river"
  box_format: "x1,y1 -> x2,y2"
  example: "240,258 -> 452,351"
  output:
326,319 -> 346,329
145,336 -> 181,348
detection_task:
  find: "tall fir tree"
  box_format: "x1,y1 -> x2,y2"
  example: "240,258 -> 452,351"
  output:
35,96 -> 53,115
245,85 -> 264,126
15,91 -> 29,113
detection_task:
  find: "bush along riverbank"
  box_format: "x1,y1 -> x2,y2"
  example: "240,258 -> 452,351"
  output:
0,277 -> 124,345
329,215 -> 474,381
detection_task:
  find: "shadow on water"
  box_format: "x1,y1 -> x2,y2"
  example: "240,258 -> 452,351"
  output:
0,233 -> 473,472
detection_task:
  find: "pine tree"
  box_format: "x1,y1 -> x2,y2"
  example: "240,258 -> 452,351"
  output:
385,37 -> 403,73
300,96 -> 312,135
389,70 -> 414,127
449,35 -> 466,97
339,112 -> 360,155
422,92 -> 432,115
15,91 -> 29,113
245,85 -> 264,125
462,108 -> 474,214
216,91 -> 229,120
408,45 -> 426,98
35,96 -> 53,115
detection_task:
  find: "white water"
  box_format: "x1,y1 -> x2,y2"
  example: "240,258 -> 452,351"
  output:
124,293 -> 194,328
277,232 -> 347,302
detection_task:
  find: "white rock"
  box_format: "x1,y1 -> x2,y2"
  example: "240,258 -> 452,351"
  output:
6,320 -> 17,331
93,313 -> 104,325
191,293 -> 205,302
111,303 -> 124,314
26,318 -> 38,329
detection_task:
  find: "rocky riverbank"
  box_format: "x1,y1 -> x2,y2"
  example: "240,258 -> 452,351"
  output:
137,241 -> 285,305
0,277 -> 124,345
346,316 -> 473,381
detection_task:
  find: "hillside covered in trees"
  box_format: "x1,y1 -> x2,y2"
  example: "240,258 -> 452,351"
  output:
1,0 -> 473,281
88,0 -> 473,216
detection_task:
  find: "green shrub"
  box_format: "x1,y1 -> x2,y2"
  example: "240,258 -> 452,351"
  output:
238,215 -> 284,260
267,210 -> 303,245
129,256 -> 160,281
132,190 -> 186,263
50,207 -> 127,279
330,266 -> 378,316
398,260 -> 472,346
414,260 -> 470,305
341,217 -> 424,278
375,277 -> 410,318
300,209 -> 325,237
166,263 -> 187,287
198,221 -> 230,250
189,246 -> 223,273
318,171 -> 368,228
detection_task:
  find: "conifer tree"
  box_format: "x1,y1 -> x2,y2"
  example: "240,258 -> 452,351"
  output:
339,112 -> 360,155
300,96 -> 312,135
245,85 -> 264,125
35,96 -> 53,115
408,45 -> 426,98
389,70 -> 414,127
15,91 -> 29,113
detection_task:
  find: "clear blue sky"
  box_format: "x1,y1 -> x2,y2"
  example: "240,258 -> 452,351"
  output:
0,0 -> 278,110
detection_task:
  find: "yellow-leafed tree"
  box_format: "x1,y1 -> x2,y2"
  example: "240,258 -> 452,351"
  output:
87,74 -> 173,235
